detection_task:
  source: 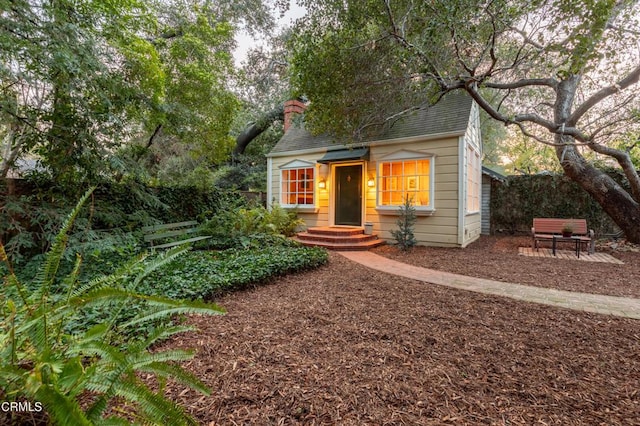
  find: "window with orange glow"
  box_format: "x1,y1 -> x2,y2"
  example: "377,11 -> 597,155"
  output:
281,167 -> 315,205
378,159 -> 431,207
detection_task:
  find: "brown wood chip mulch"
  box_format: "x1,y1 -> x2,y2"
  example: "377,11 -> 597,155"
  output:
374,235 -> 640,298
159,238 -> 640,425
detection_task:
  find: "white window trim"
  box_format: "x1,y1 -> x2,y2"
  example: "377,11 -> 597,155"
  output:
465,143 -> 481,215
279,160 -> 318,211
375,151 -> 436,216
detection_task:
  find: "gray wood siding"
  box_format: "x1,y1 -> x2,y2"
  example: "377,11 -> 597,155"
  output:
481,175 -> 491,235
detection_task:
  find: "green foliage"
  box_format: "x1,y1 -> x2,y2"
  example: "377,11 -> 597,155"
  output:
479,109 -> 509,169
0,188 -> 225,425
501,132 -> 561,174
0,0 -> 280,184
611,133 -> 640,170
200,203 -> 304,249
0,0 -> 151,184
291,0 -> 640,139
490,172 -> 623,235
140,245 -> 328,300
0,179 -> 230,263
0,191 -> 141,266
391,196 -> 417,251
561,222 -> 575,233
138,12 -> 240,164
212,162 -> 268,192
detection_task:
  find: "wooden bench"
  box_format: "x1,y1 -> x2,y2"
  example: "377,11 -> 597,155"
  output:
531,218 -> 595,254
142,220 -> 211,249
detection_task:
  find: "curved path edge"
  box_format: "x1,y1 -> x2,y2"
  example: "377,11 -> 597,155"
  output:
338,251 -> 640,320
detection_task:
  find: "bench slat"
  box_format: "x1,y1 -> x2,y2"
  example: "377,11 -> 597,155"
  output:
152,235 -> 212,249
531,217 -> 595,254
144,228 -> 199,242
142,220 -> 210,249
532,218 -> 588,234
141,221 -> 199,233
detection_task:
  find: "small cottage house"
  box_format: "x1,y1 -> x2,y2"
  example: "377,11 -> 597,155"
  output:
266,93 -> 482,248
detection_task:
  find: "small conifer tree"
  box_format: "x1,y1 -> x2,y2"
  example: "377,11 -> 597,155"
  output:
391,195 -> 417,250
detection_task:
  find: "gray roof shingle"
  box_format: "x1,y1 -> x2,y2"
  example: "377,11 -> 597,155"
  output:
269,92 -> 473,155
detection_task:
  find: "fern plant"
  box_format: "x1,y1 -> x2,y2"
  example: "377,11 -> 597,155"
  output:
391,195 -> 418,251
0,188 -> 225,425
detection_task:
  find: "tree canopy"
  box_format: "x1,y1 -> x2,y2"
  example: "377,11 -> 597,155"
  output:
0,0 -> 275,183
290,0 -> 640,242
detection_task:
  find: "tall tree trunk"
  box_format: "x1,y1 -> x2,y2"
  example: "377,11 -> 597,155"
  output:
558,144 -> 640,242
554,77 -> 640,243
1,90 -> 25,178
0,126 -> 23,178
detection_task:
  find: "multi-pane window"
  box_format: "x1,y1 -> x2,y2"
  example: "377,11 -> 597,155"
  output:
281,167 -> 315,205
466,144 -> 480,213
378,159 -> 432,207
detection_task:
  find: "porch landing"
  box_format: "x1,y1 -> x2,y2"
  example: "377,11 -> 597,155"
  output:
294,226 -> 385,251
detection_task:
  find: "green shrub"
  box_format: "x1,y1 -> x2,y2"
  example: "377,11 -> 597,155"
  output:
391,196 -> 417,251
200,203 -> 303,249
266,203 -> 304,237
0,189 -> 225,425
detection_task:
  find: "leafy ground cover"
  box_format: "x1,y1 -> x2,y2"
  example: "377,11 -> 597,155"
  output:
1,242 -> 328,425
153,244 -> 639,424
1,189 -> 327,425
140,245 -> 328,300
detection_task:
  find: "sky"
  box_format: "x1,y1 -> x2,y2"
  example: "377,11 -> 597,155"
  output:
233,1 -> 307,66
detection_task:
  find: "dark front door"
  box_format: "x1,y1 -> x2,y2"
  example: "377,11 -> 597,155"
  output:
335,164 -> 362,226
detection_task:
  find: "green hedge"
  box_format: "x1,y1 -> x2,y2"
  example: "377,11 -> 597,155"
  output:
0,178 -> 240,262
490,172 -> 623,236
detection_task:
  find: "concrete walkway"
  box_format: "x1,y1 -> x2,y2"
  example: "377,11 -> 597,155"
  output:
338,251 -> 640,320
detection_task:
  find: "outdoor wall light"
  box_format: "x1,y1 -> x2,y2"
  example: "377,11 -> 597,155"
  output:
318,179 -> 327,189
367,177 -> 375,187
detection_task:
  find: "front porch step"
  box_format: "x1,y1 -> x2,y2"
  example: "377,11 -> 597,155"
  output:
294,226 -> 385,251
296,231 -> 378,244
302,226 -> 365,237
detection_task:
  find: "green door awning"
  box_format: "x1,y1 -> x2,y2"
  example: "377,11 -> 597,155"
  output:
317,147 -> 369,164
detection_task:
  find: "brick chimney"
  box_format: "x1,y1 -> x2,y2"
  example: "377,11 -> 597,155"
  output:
283,99 -> 306,132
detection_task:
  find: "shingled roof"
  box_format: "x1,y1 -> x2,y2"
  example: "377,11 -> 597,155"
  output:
269,92 -> 473,155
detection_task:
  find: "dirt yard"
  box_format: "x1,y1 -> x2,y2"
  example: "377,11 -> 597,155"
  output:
162,237 -> 640,425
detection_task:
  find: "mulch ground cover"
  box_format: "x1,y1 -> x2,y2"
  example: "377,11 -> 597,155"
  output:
374,235 -> 640,298
160,239 -> 640,425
